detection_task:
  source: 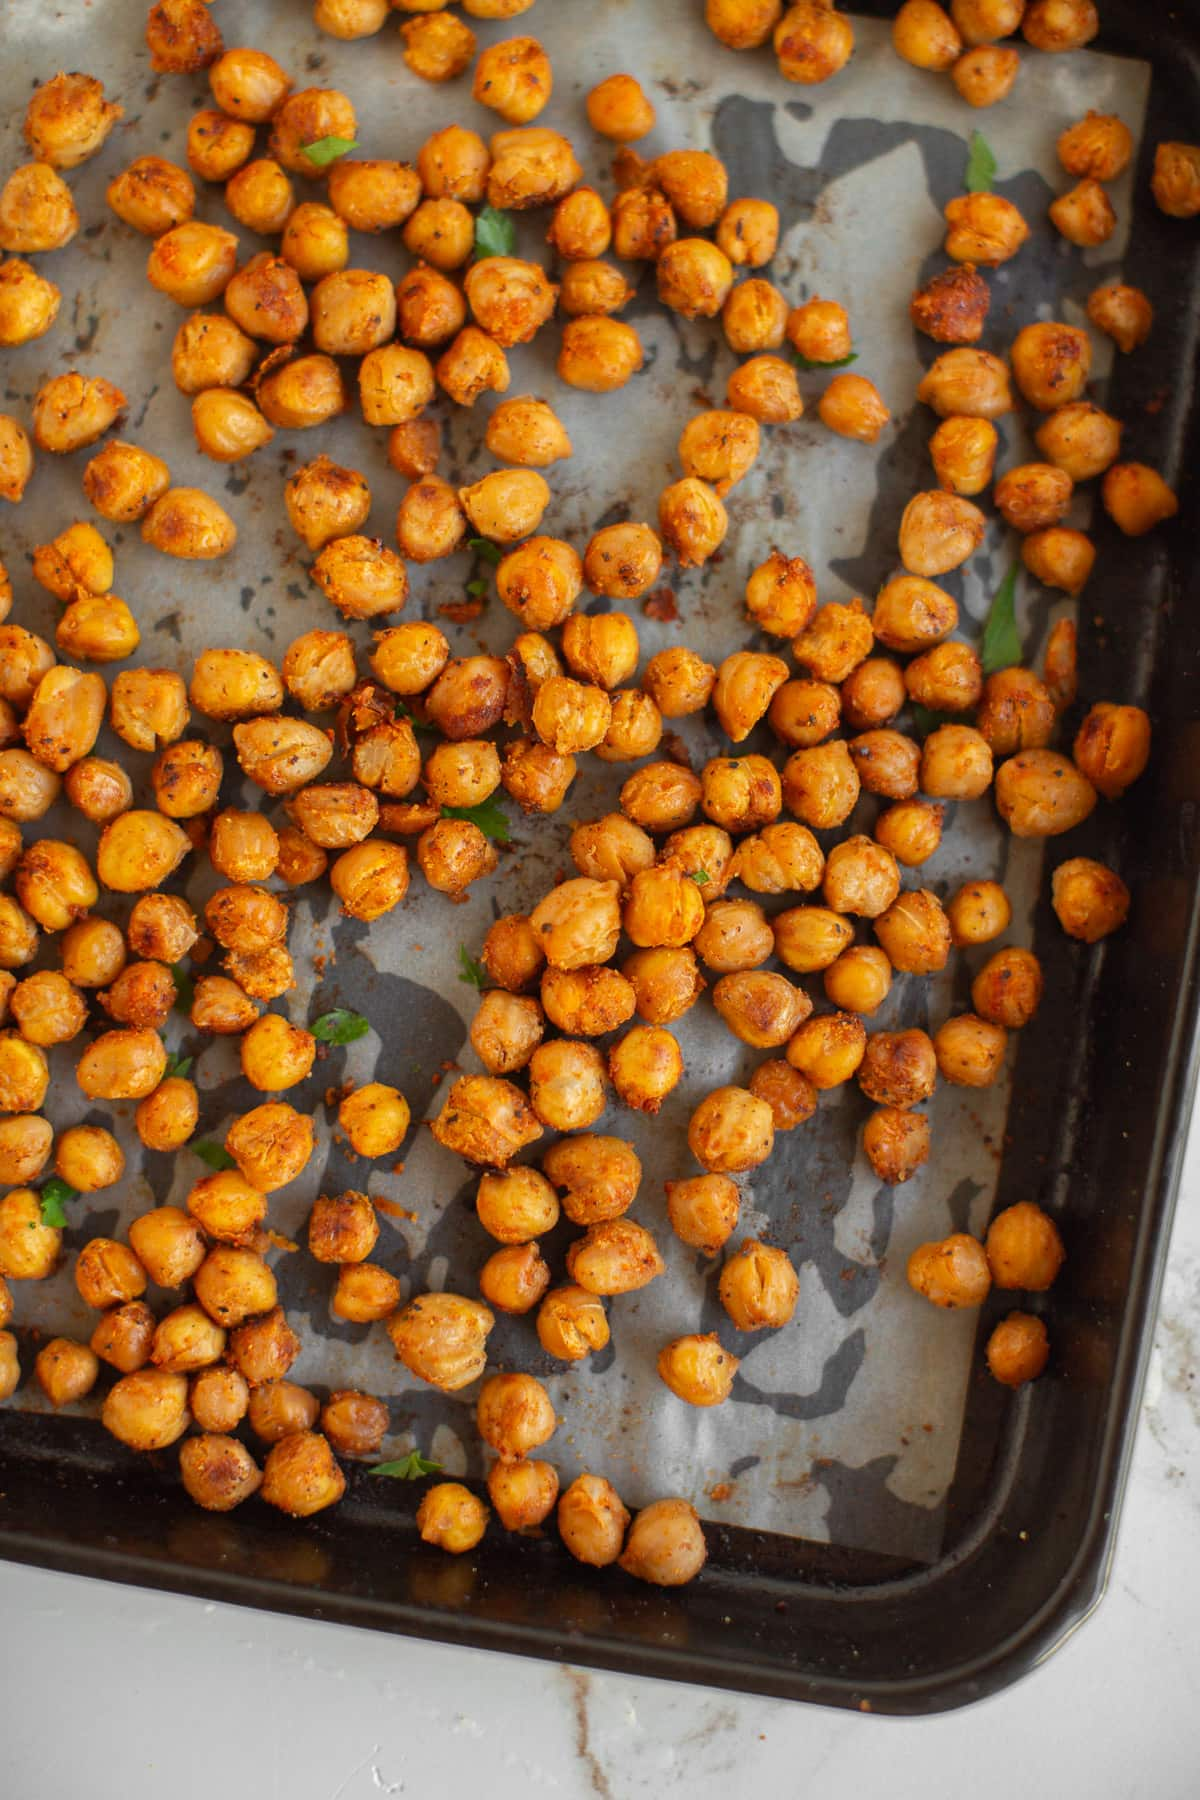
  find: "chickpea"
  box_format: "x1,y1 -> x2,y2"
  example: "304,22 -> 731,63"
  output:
727,354 -> 804,426
778,742 -> 857,832
475,1242 -> 548,1322
983,1201 -> 1065,1294
526,1037 -> 606,1132
622,946 -> 705,1026
315,1391 -> 387,1466
906,1234 -> 990,1308
995,748 -> 1097,838
1102,463 -> 1179,537
954,43 -> 1021,103
227,1304 -> 303,1388
285,782 -> 379,853
99,957 -> 177,1032
0,749 -> 61,824
35,1337 -> 100,1408
656,239 -> 735,326
0,1185 -> 60,1279
177,1433 -> 262,1513
401,11 -> 476,82
147,221 -> 239,308
529,1284 -> 611,1370
856,1029 -> 935,1111
152,1302 -> 229,1375
0,898 -> 37,976
32,371 -> 126,456
706,0 -> 783,45
820,945 -> 889,1018
651,1335 -> 737,1415
0,415 -> 33,503
1050,854 -> 1130,943
691,899 -> 772,976
0,1330 -> 17,1399
1081,285 -> 1153,365
611,185 -> 678,263
944,192 -> 1029,266
134,1075 -> 198,1153
899,491 -> 985,578
678,411 -> 759,499
207,46 -> 289,120
193,1246 -> 277,1326
81,444 -> 170,532
77,1026 -> 167,1103
538,1138 -> 638,1231
0,1114 -> 53,1185
0,161 -> 78,255
0,256 -> 60,347
1153,142 -> 1200,219
1022,0 -> 1097,47
774,2 -> 855,80
983,1312 -> 1051,1389
308,270 -> 395,359
22,70 -> 120,168
486,126 -> 582,211
141,486 -> 237,560
605,1025 -> 680,1113
467,989 -> 541,1077
386,1291 -> 494,1393
431,1072 -> 544,1167
261,353 -> 349,430
1049,178 -> 1116,248
92,1302 -> 157,1376
60,918 -> 125,991
890,0 -> 960,65
861,1105 -> 930,1185
330,1263 -> 401,1325
623,863 -> 707,952
972,946 -> 1044,1028
1010,323 -> 1091,417
767,679 -> 838,749
1032,410 -> 1118,492
835,662 -> 902,735
259,1430 -> 345,1518
684,1086 -> 772,1176
918,348 -> 1014,422
720,281 -> 787,358
482,1457 -> 556,1533
55,593 -> 139,665
557,1473 -> 629,1567
928,416 -> 998,500
877,794 -> 948,865
566,1217 -> 666,1295
404,197 -> 481,274
102,156 -> 193,243
474,1372 -> 555,1466
186,110 -> 254,185
170,314 -> 254,398
73,1234 -> 147,1311
14,835 -> 99,932
1071,701 -> 1150,803
102,1367 -> 191,1452
554,315 -> 643,393
709,972 -> 806,1050
471,35 -> 551,125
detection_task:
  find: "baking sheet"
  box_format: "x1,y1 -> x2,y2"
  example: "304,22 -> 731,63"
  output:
0,0 -> 1149,1562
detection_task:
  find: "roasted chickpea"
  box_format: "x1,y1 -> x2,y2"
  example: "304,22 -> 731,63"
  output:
0,1331 -> 18,1398
331,1263 -> 402,1325
92,1302 -> 157,1376
147,221 -> 239,309
99,958 -> 176,1031
170,313 -> 254,398
610,184 -> 678,264
386,1291 -> 494,1393
73,1235 -> 147,1310
261,353 -> 349,430
583,71 -> 654,142
0,1185 -> 60,1279
106,154 -> 195,241
1153,141 -> 1200,218
984,1201 -> 1065,1293
0,749 -> 61,824
482,1456 -> 556,1532
186,109 -> 254,185
0,160 -> 79,254
1070,701 -> 1150,803
35,1337 -> 100,1408
994,748 -> 1097,837
32,371 -> 127,457
555,1473 -> 628,1567
259,1430 -> 345,1518
972,946 -> 1043,1028
0,255 -> 60,347
870,799 -> 938,877
953,43 -> 1020,103
891,0 -> 961,65
820,945 -> 890,1018
431,1072 -> 544,1167
193,1246 -> 277,1326
1049,855 -> 1130,943
691,898 -> 773,975
0,1114 -> 53,1185
59,919 -> 124,992
177,1433 -> 261,1513
471,34 -> 551,125
983,1312 -> 1052,1392
1009,323 -> 1091,418
0,415 -> 33,504
862,1105 -> 929,1183
315,1391 -> 387,1467
1103,462 -> 1179,537
208,46 -> 289,121
24,71 -> 121,167
134,1076 -> 199,1153
566,1217 -> 666,1296
102,1367 -> 190,1452
948,879 -> 1012,946
151,1302 -> 228,1375
475,1372 -> 555,1467
654,240 -> 734,328
486,124 -> 582,212
906,1234 -> 990,1308
226,1304 -> 302,1388
917,722 -> 993,800
401,11 -> 476,82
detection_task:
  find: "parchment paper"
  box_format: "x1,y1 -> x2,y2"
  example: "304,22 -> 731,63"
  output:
0,0 -> 1150,1561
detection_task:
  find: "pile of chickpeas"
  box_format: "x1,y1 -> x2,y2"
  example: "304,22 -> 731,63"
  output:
0,0 -> 1194,1589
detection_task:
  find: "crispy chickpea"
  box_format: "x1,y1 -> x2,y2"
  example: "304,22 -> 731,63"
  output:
838,660 -> 904,733
0,1331 -> 18,1398
486,125 -> 582,211
706,0 -> 783,45
986,1201 -> 1065,1292
1072,702 -> 1150,802
274,826 -> 327,889
710,972 -> 808,1050
74,1236 -> 147,1311
266,84 -> 356,174
209,47 -> 290,121
501,736 -> 576,813
610,185 -> 677,263
0,1114 -> 53,1185
76,1027 -> 166,1103
655,1335 -> 737,1413
190,389 -> 273,464
773,2 -> 854,80
919,351 -> 1014,425
486,1456 -> 558,1531
36,1337 -> 100,1408
60,919 -> 125,991
910,267 -> 990,351
315,534 -> 411,621
657,477 -> 727,567
898,491 -> 984,578
105,155 -> 194,238
24,71 -> 121,167
236,1012 -> 315,1095
179,1434 -> 262,1513
187,110 -> 254,184
0,415 -> 33,503
927,416 -> 997,501
220,1103 -> 310,1193
821,945 -> 891,1017
92,1302 -> 157,1376
693,898 -> 775,974
586,71 -> 656,141
1048,179 -> 1114,251
975,669 -> 1054,758
784,1010 -> 866,1090
260,354 -> 349,429
415,126 -> 488,204
134,1076 -> 199,1152
726,352 -> 804,423
862,1105 -> 929,1184
950,0 -> 1024,36
532,1285 -> 609,1366
99,958 -> 175,1032
170,313 -> 255,397
953,43 -> 1020,104
943,192 -> 1029,266
995,748 -> 1097,837
478,1242 -> 550,1319
368,624 -> 449,702
401,11 -> 476,82
722,280 -> 788,357
0,900 -> 38,977
678,411 -> 760,500
103,1368 -> 190,1452
431,1072 -> 543,1167
1010,322 -> 1091,414
526,1038 -> 606,1132
873,576 -> 957,657
621,947 -> 704,1027
0,750 -> 61,824
147,222 -> 239,308
141,487 -> 236,561
933,1013 -> 1007,1088
0,161 -> 79,254
329,836 -> 410,917
948,879 -> 1012,946
260,1431 -> 345,1519
904,644 -> 983,719
566,1218 -> 666,1295
604,1025 -> 680,1114
857,1028 -> 936,1109
918,723 -> 993,800
13,837 -> 99,933
824,834 -> 902,917
476,1372 -> 556,1465
874,888 -> 951,973
387,418 -> 442,483
1153,142 -> 1200,218
473,35 -> 553,125
768,679 -> 840,749
1033,403 -> 1119,484
152,1303 -> 228,1375
414,1481 -> 487,1553
1103,463 -> 1179,537
32,372 -> 126,457
193,1246 -> 277,1326
1084,282 -> 1152,358
870,789 -> 938,862
227,1305 -> 302,1388
468,990 -> 543,1076
541,1137 -> 640,1228
387,1291 -> 495,1393
324,159 -> 419,236
622,864 -> 706,951
554,315 -> 643,394
892,0 -> 962,65
556,1473 -> 628,1567
82,443 -> 171,528
541,964 -> 633,1043
771,907 -> 852,980
435,327 -> 511,410
392,476 -> 465,566
1050,855 -> 1130,943
646,152 -> 725,232
306,1190 -> 378,1266
1020,0 -> 1095,47
331,1263 -> 402,1325
640,648 -> 712,720
778,741 -> 857,832
907,1234 -> 991,1308
972,946 -> 1043,1028
55,593 -> 140,664
818,375 -> 889,447
685,1086 -> 773,1175
274,208 -> 346,287
0,256 -> 60,348
308,269 -> 395,358
317,1390 -> 388,1464
0,1186 -> 60,1279
985,1311 -> 1049,1387
332,1084 -> 409,1162
656,239 -> 734,324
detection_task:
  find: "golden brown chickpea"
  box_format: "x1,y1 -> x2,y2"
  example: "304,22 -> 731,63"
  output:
103,1368 -> 190,1451
477,1371 -> 556,1463
1022,526 -> 1095,599
783,298 -> 847,366
274,210 -> 346,288
848,730 -> 920,802
360,345 -> 436,429
554,1473 -> 628,1567
638,649 -> 711,722
500,736 -> 575,814
55,593 -> 140,665
185,1169 -> 266,1248
36,1337 -> 100,1408
620,947 -> 704,1026
685,1086 -> 773,1175
623,863 -> 707,951
331,834 -> 410,917
77,1027 -> 166,1103
706,0 -> 783,45
34,523 -> 114,602
331,1263 -> 402,1324
0,1330 -> 18,1399
74,1236 -> 147,1311
926,417 -> 996,501
943,193 -> 1029,266
898,491 -> 984,578
0,900 -> 38,976
527,1038 -> 607,1132
486,1456 -> 558,1530
32,372 -> 126,456
934,1013 -> 1006,1086
99,959 -> 175,1032
778,741 -> 857,831
266,84 -> 356,174
837,660 -> 903,734
331,1085 -> 408,1164
92,1302 -> 157,1376
1103,463 -> 1179,537
693,897 -> 775,974
561,614 -> 640,693
555,315 -> 643,393
986,1311 -> 1050,1386
0,161 -> 78,253
387,1291 -> 495,1392
785,1009 -> 866,1089
0,1114 -> 53,1186
261,1431 -> 345,1518
147,222 -> 239,309
414,1480 -> 487,1552
910,266 -> 990,349
479,1243 -> 551,1317
1031,407 -> 1116,487
950,0 -> 1024,36
431,1073 -> 543,1167
228,1305 -> 301,1387
434,328 -> 510,410
654,1335 -> 737,1412
919,722 -> 994,799
403,197 -> 477,273
149,738 -> 221,819
535,1285 -> 610,1363
772,906 -> 853,979
325,159 -> 419,235
1020,0 -> 1095,46
875,887 -> 952,974
907,1234 -> 991,1308
995,748 -> 1097,837
1047,181 -> 1114,254
541,1136 -> 640,1226
721,278 -> 789,355
0,257 -> 60,347
152,1303 -> 228,1375
221,1103 -> 310,1193
473,35 -> 553,124
710,971 -> 808,1050
189,389 -> 272,464
975,670 -> 1053,759
819,374 -> 890,446
584,72 -> 655,141
1072,702 -> 1150,802
607,1025 -> 682,1113
1153,142 -> 1200,218
858,1028 -> 937,1109
972,946 -> 1043,1028
286,782 -> 379,852
486,124 -> 582,211
865,1105 -> 932,1184
275,826 -> 328,889
170,313 -> 255,397
953,43 -> 1020,104
774,1 -> 855,79
368,625 -> 448,701
60,919 -> 125,991
416,818 -> 497,898
0,1186 -> 60,1280
1010,322 -> 1090,415
877,793 -> 944,859
1050,855 -> 1130,943
610,184 -> 678,264
679,410 -> 761,498
566,1217 -> 666,1296
309,269 -> 395,358
0,415 -> 33,503
25,71 -> 122,168
321,1389 -> 389,1461
261,353 -> 349,430
661,825 -> 733,903
892,0 -> 961,64
825,834 -> 903,917
82,444 -> 170,530
789,603 -> 871,689
919,351 -> 1014,426
14,836 -> 99,934
193,1246 -> 277,1325
316,534 -> 411,622
657,475 -> 729,567
646,152 -> 725,232
209,47 -> 290,121
459,469 -> 551,544
401,11 -> 476,82
547,194 -> 614,269
186,110 -> 254,184
948,880 -> 1012,947
986,1200 -> 1065,1291
767,679 -> 839,749
415,126 -> 487,204
656,238 -> 735,323
494,539 -> 580,634
821,945 -> 891,1017
180,1433 -> 262,1512
392,477 -> 464,566
0,749 -> 61,824
469,990 -> 543,1076
135,1076 -> 199,1153
147,0 -> 225,71
226,251 -> 310,349
1082,284 -> 1152,360
236,1011 -> 315,1095
141,487 -> 237,560
387,418 -> 442,482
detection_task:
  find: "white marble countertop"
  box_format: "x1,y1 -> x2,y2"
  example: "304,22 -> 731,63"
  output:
4,1121 -> 1198,1798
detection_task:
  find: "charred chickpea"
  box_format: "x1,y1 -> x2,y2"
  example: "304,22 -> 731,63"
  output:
1102,463 -> 1179,537
908,1234 -> 991,1308
401,12 -> 476,83
987,1312 -> 1050,1387
972,946 -> 1044,1028
1049,179 -> 1116,248
910,264 -> 990,346
952,45 -> 1020,105
1051,856 -> 1130,942
863,1107 -> 931,1185
948,879 -> 1012,945
1152,142 -> 1200,218
823,944 -> 893,1016
0,259 -> 60,348
935,1013 -> 1008,1086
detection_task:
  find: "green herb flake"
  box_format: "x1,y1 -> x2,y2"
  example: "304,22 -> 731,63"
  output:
908,704 -> 945,738
687,868 -> 711,884
393,700 -> 438,738
981,564 -> 1022,677
311,1008 -> 371,1045
171,964 -> 194,1014
793,350 -> 858,371
165,1052 -> 193,1080
965,129 -> 997,195
457,945 -> 488,989
193,1140 -> 236,1172
370,1450 -> 442,1480
468,536 -> 503,566
39,1178 -> 78,1229
466,577 -> 489,598
300,135 -> 359,169
473,205 -> 515,261
440,797 -> 511,843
